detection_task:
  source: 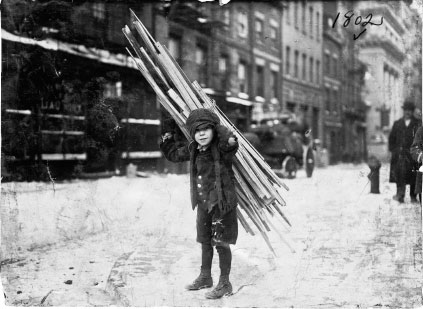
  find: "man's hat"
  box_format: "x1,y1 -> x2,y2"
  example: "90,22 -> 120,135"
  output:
402,100 -> 416,111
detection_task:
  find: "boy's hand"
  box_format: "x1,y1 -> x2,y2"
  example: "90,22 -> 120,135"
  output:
228,136 -> 237,146
215,125 -> 235,143
161,132 -> 173,143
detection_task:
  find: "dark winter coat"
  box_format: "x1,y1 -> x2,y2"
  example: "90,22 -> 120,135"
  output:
410,126 -> 423,194
388,117 -> 421,184
159,127 -> 239,215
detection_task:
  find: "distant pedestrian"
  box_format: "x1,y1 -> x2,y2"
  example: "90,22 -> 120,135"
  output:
389,100 -> 421,203
160,108 -> 238,299
410,126 -> 423,203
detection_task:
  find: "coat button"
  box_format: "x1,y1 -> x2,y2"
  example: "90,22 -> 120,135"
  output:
197,184 -> 202,188
198,175 -> 202,179
199,192 -> 203,196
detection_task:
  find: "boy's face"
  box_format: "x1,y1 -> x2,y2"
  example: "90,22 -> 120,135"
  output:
194,127 -> 214,146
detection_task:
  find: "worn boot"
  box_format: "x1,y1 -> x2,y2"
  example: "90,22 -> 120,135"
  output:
205,275 -> 233,299
185,271 -> 213,290
393,194 -> 404,203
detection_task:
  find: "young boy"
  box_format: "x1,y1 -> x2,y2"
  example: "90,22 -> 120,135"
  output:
160,108 -> 238,299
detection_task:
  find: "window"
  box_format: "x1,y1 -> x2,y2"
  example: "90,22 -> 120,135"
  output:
325,54 -> 330,75
302,2 -> 306,34
237,11 -> 248,38
312,108 -> 319,137
316,60 -> 320,83
270,26 -> 277,46
270,70 -> 278,99
168,35 -> 181,63
325,87 -> 331,111
93,3 -> 106,20
287,102 -> 296,113
333,90 -> 338,111
316,12 -> 320,41
309,6 -> 314,38
332,56 -> 337,77
309,57 -> 314,82
285,46 -> 291,75
196,45 -> 208,85
294,2 -> 299,29
286,2 -> 291,25
256,65 -> 264,97
302,53 -> 307,80
219,55 -> 228,73
222,7 -> 230,25
255,18 -> 264,42
294,50 -> 299,78
195,46 -> 205,65
104,81 -> 122,98
238,61 -> 248,93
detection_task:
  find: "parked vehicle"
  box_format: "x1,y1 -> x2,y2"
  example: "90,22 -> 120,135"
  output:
244,116 -> 315,179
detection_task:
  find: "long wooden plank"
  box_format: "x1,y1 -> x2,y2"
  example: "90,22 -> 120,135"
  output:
123,14 -> 292,254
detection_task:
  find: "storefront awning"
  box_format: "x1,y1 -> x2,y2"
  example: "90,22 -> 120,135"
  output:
226,96 -> 254,106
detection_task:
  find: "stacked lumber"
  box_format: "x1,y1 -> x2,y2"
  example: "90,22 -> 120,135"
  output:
123,11 -> 293,254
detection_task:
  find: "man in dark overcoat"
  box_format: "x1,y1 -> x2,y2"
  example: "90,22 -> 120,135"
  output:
389,100 -> 421,203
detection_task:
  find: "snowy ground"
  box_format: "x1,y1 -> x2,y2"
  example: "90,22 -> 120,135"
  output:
1,164 -> 422,307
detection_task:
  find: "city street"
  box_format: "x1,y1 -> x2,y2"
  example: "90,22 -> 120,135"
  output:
1,164 -> 422,307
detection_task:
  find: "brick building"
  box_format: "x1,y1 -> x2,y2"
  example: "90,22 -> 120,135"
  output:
322,1 -> 344,164
323,1 -> 367,164
281,0 -> 324,143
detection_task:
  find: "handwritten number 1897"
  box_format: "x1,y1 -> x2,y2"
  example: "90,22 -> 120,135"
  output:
332,11 -> 384,40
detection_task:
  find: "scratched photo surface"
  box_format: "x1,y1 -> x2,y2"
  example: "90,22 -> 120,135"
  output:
1,0 -> 422,307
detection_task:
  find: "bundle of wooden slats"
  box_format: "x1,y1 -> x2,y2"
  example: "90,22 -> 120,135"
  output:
123,10 -> 293,254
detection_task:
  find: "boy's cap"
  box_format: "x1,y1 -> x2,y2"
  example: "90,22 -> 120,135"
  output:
186,108 -> 220,139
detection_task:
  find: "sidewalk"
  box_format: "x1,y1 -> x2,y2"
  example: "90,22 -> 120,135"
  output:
106,164 -> 422,307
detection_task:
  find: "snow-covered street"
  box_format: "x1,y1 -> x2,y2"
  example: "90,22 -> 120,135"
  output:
1,164 -> 421,307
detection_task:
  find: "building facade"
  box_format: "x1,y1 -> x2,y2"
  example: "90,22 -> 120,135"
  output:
322,1 -> 344,164
330,1 -> 368,163
281,0 -> 324,142
356,1 -> 407,156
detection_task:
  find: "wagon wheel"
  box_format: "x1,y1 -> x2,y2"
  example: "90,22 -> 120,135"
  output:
305,146 -> 315,178
281,156 -> 297,179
